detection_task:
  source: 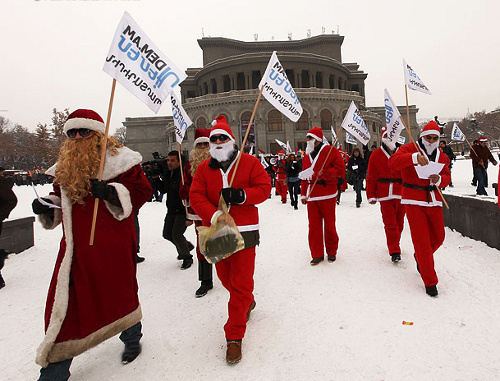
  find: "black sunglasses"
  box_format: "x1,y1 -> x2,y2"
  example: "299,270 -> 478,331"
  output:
67,128 -> 91,138
209,134 -> 230,143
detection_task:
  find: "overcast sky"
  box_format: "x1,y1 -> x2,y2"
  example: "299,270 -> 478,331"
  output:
1,0 -> 499,133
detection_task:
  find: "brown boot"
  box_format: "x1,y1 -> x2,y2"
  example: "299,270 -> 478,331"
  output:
246,300 -> 256,322
226,341 -> 242,364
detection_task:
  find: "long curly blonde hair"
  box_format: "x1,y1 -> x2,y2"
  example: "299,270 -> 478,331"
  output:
55,132 -> 123,204
190,146 -> 210,176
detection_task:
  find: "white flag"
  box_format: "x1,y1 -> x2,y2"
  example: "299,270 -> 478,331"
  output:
249,146 -> 254,156
170,91 -> 192,144
259,51 -> 303,122
275,139 -> 288,152
403,59 -> 432,95
286,141 -> 292,154
322,136 -> 330,146
384,88 -> 405,146
103,12 -> 187,113
341,101 -> 370,146
261,155 -> 269,169
397,135 -> 406,145
451,123 -> 466,141
346,133 -> 357,145
331,126 -> 337,145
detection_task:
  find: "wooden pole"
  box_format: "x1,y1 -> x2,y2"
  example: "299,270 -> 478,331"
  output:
229,86 -> 264,187
89,78 -> 117,245
305,124 -> 343,201
404,85 -> 449,209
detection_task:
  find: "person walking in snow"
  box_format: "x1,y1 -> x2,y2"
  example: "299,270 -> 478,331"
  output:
273,151 -> 288,203
179,128 -> 214,297
299,127 -> 345,265
388,121 -> 451,297
469,136 -> 498,196
190,115 -> 271,364
285,152 -> 302,210
348,148 -> 367,208
31,109 -> 152,380
366,128 -> 405,262
0,166 -> 18,289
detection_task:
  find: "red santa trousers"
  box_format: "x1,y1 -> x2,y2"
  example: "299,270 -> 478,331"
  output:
307,198 -> 339,258
405,205 -> 445,287
275,180 -> 288,203
379,200 -> 405,255
215,247 -> 256,340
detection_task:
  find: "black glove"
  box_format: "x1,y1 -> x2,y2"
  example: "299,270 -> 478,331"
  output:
220,187 -> 245,205
337,177 -> 345,186
32,198 -> 52,215
90,179 -> 112,200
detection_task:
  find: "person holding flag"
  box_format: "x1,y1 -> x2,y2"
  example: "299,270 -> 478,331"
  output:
189,115 -> 271,364
32,109 -> 152,379
299,127 -> 345,265
388,121 -> 451,297
367,127 -> 405,262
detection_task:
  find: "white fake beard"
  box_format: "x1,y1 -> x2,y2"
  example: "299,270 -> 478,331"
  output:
422,139 -> 439,155
210,141 -> 235,162
305,140 -> 316,154
382,137 -> 395,151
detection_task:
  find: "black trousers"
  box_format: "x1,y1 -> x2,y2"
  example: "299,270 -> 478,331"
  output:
163,213 -> 192,260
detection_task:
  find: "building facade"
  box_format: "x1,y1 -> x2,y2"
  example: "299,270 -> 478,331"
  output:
125,34 -> 419,159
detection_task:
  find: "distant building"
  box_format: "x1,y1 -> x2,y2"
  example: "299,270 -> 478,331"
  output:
125,34 -> 419,159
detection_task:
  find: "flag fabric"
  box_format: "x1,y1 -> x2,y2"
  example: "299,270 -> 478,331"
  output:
322,136 -> 330,145
275,139 -> 288,152
403,59 -> 432,95
451,123 -> 466,141
397,135 -> 406,145
346,133 -> 357,145
331,126 -> 337,145
170,91 -> 192,144
259,51 -> 303,122
103,11 -> 187,113
341,101 -> 370,146
249,146 -> 254,156
286,141 -> 292,154
384,88 -> 406,146
260,155 -> 269,168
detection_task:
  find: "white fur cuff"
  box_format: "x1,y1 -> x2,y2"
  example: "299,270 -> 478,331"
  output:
38,195 -> 62,230
105,183 -> 133,221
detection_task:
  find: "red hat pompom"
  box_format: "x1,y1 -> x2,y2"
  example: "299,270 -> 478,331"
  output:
210,115 -> 235,141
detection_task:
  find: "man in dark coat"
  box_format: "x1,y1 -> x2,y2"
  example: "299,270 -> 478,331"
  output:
0,167 -> 18,289
470,136 -> 498,195
439,140 -> 456,187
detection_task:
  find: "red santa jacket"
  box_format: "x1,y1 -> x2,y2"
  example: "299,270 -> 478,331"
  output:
36,147 -> 152,367
388,142 -> 451,207
190,152 -> 271,233
273,159 -> 287,181
366,146 -> 403,202
300,144 -> 345,201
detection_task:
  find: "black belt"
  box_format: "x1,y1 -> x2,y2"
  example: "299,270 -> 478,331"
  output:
378,178 -> 402,184
403,183 -> 436,202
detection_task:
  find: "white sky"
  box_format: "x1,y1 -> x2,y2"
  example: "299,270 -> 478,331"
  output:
1,0 -> 499,133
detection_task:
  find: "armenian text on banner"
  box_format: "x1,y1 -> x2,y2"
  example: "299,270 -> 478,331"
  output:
170,91 -> 192,144
259,51 -> 303,122
403,59 -> 432,95
451,123 -> 466,141
103,11 -> 187,113
346,133 -> 358,145
341,101 -> 370,146
384,88 -> 405,145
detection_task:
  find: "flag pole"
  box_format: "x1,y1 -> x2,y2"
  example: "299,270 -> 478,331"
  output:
89,78 -> 117,245
229,85 -> 264,187
305,124 -> 343,201
177,141 -> 191,218
404,85 -> 449,209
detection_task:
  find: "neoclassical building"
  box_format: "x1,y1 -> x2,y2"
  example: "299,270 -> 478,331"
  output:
125,34 -> 419,160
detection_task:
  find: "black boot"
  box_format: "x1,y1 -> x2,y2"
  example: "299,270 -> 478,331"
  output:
0,273 -> 5,289
195,281 -> 213,298
425,285 -> 438,297
122,342 -> 142,364
136,255 -> 145,263
391,253 -> 401,262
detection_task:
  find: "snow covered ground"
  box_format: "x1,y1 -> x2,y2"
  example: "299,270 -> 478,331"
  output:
1,158 -> 499,380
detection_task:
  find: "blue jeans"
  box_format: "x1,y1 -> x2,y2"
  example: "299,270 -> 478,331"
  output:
353,179 -> 364,204
474,167 -> 488,195
287,180 -> 300,206
38,322 -> 142,381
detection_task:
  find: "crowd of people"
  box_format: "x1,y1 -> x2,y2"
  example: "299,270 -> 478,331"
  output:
0,108 -> 498,380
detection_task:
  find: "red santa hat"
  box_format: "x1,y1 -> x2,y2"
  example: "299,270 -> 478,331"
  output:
420,120 -> 441,138
210,115 -> 235,142
193,128 -> 210,147
306,126 -> 323,142
380,126 -> 388,139
478,136 -> 488,142
64,109 -> 105,136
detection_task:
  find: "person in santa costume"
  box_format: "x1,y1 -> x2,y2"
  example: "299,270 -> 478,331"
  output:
388,121 -> 451,297
179,128 -> 214,297
31,109 -> 152,380
273,150 -> 288,203
189,115 -> 271,364
366,127 -> 405,262
299,127 -> 345,265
